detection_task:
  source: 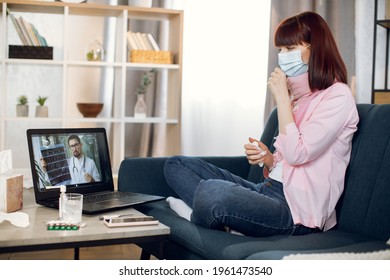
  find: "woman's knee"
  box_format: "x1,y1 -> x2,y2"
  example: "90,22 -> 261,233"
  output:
165,155 -> 184,166
192,180 -> 233,224
164,156 -> 185,176
164,156 -> 208,176
164,155 -> 195,169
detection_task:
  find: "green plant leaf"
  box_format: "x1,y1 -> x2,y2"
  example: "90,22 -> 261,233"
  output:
37,96 -> 48,106
17,95 -> 28,105
135,69 -> 156,94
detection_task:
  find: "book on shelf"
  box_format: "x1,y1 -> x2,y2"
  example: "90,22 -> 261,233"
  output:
16,16 -> 33,46
8,11 -> 28,45
127,30 -> 161,51
21,17 -> 40,46
147,33 -> 160,51
7,9 -> 48,47
142,33 -> 154,50
132,32 -> 143,50
31,24 -> 48,47
126,31 -> 141,50
135,32 -> 149,50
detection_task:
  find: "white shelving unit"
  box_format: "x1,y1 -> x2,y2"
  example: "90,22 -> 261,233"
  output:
0,0 -> 183,174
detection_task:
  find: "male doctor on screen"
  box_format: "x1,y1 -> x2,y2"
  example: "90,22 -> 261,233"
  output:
66,134 -> 101,184
40,134 -> 101,184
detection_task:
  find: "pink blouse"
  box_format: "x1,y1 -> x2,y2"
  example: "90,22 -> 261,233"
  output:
273,75 -> 359,231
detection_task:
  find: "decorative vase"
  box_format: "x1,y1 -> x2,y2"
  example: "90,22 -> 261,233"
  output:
35,106 -> 48,117
86,40 -> 105,61
16,105 -> 29,117
134,93 -> 147,118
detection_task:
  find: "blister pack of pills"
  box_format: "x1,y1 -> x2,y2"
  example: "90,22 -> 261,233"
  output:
46,220 -> 80,230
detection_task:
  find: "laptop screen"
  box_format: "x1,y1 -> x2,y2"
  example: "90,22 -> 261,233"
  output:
27,128 -> 114,200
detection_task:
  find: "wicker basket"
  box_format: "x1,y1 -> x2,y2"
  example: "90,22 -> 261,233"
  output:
129,50 -> 173,64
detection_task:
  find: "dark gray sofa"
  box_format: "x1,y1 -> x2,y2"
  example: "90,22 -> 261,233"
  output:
117,103 -> 390,259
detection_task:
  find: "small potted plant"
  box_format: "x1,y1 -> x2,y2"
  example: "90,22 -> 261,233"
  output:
86,40 -> 105,61
35,96 -> 48,117
134,69 -> 155,118
16,95 -> 29,117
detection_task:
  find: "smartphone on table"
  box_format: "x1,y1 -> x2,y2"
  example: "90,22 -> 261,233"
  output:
103,216 -> 158,227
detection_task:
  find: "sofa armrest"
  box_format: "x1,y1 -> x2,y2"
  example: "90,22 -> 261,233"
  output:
117,156 -> 251,197
118,157 -> 173,197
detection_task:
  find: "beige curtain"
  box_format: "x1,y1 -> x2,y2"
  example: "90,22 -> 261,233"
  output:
265,0 -> 356,121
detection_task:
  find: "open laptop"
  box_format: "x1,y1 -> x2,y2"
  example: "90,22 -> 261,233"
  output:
26,127 -> 164,214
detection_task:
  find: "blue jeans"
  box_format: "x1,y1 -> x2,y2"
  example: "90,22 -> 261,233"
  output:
164,156 -> 317,237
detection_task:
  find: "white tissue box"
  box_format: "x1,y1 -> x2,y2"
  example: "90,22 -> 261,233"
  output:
0,174 -> 23,212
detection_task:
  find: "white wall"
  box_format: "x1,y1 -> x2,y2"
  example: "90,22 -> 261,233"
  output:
176,0 -> 271,156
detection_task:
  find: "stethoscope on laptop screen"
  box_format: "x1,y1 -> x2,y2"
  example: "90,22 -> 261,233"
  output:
72,156 -> 86,174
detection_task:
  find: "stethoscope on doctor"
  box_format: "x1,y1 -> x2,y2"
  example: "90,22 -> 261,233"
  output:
72,155 -> 86,174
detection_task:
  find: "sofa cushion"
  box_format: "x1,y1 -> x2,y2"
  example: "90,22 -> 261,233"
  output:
336,104 -> 390,240
136,200 -> 382,260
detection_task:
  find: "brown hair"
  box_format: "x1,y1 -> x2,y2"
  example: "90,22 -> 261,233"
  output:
274,11 -> 347,91
68,134 -> 81,146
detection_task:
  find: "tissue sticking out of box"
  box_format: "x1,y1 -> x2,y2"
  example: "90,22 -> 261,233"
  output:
0,150 -> 23,213
0,149 -> 12,175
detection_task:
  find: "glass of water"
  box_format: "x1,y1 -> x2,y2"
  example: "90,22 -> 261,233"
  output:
62,193 -> 83,224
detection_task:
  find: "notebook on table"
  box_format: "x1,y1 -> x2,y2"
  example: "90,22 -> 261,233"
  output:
26,127 -> 164,214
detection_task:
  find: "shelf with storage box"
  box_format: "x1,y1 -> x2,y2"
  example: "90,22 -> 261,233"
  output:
372,0 -> 390,104
0,0 -> 183,173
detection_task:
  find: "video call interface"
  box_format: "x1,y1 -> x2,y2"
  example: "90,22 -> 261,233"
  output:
30,132 -> 108,191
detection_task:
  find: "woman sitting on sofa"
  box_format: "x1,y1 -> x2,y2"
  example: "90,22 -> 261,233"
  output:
164,11 -> 359,237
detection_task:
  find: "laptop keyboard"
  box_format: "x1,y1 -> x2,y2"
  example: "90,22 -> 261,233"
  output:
83,192 -> 135,204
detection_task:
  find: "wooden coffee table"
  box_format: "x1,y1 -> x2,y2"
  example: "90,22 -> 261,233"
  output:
0,188 -> 170,259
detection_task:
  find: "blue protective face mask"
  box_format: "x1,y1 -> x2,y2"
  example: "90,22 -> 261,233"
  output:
278,49 -> 308,77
